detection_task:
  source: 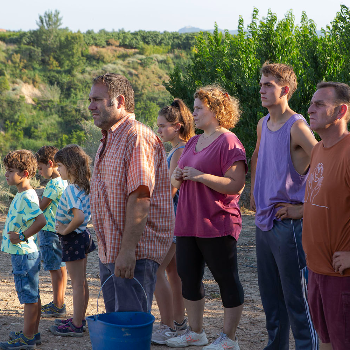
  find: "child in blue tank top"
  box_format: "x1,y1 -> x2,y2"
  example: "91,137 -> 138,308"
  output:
151,99 -> 195,344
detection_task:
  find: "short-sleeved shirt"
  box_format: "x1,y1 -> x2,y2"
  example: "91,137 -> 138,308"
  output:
1,189 -> 42,255
42,177 -> 67,232
174,132 -> 247,239
56,184 -> 91,233
303,135 -> 350,277
90,114 -> 174,265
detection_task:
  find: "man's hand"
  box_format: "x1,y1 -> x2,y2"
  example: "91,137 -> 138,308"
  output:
182,166 -> 203,182
8,231 -> 21,244
333,251 -> 350,275
114,249 -> 136,279
275,203 -> 303,220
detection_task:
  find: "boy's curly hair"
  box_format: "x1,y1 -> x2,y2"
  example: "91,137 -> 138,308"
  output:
35,146 -> 59,165
3,150 -> 37,178
194,85 -> 241,129
54,144 -> 91,194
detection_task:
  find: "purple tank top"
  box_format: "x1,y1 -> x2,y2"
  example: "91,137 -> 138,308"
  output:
254,114 -> 309,231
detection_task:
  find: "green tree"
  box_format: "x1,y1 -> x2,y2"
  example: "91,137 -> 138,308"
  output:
0,76 -> 10,92
57,32 -> 86,73
34,10 -> 63,63
165,6 -> 350,158
135,99 -> 160,127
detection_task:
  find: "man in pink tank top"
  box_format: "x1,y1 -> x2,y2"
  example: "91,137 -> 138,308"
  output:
250,63 -> 318,350
303,82 -> 350,350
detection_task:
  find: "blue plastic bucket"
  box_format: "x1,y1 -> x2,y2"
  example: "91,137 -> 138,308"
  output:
87,276 -> 155,350
87,311 -> 155,350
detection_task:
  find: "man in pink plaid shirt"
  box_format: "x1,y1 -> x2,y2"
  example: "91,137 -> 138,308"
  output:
89,73 -> 174,313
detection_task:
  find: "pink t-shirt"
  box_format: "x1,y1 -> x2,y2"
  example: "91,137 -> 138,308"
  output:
174,132 -> 247,239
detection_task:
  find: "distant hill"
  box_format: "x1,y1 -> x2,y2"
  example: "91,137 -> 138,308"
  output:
178,26 -> 238,35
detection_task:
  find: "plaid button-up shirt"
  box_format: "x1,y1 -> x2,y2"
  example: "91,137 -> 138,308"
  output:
90,114 -> 174,264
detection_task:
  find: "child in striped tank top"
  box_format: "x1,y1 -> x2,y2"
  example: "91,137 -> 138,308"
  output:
50,145 -> 96,337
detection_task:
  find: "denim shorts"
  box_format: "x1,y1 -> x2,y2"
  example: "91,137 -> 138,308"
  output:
11,251 -> 40,304
39,230 -> 65,271
60,229 -> 96,262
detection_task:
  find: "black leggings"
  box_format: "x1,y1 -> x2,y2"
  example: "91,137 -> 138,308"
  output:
176,235 -> 244,308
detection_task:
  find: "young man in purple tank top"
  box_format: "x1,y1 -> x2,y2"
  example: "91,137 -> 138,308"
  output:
250,63 -> 318,350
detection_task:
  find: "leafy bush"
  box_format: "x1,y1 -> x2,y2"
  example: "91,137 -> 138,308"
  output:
0,76 -> 10,92
165,5 -> 350,158
139,44 -> 170,56
39,83 -> 61,101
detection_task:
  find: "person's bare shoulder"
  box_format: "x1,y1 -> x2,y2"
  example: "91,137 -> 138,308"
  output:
257,116 -> 265,128
291,119 -> 318,155
255,116 -> 265,137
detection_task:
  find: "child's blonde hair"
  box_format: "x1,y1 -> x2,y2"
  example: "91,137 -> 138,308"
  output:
54,145 -> 91,194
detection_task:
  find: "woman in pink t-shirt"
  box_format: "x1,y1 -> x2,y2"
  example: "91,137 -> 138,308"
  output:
166,85 -> 247,349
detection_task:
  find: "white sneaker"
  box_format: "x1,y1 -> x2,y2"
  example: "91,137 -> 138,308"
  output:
166,327 -> 208,347
203,333 -> 240,350
151,323 -> 177,344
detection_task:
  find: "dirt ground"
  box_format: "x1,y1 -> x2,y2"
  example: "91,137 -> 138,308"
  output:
0,211 -> 296,350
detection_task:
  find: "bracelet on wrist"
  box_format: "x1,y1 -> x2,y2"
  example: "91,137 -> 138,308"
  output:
19,232 -> 28,243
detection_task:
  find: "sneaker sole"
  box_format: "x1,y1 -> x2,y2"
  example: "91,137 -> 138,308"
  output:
50,326 -> 83,337
54,320 -> 87,331
151,339 -> 167,345
0,343 -> 36,350
166,339 -> 209,347
9,340 -> 42,346
9,334 -> 41,345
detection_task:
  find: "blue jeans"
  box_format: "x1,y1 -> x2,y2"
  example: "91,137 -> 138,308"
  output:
11,251 -> 41,304
39,230 -> 65,270
256,219 -> 318,350
99,258 -> 159,313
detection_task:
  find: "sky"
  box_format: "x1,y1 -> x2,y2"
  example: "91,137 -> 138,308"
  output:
1,0 -> 348,33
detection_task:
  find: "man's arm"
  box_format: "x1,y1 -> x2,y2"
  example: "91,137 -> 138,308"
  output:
275,120 -> 318,219
114,185 -> 150,279
291,119 -> 318,158
250,117 -> 264,211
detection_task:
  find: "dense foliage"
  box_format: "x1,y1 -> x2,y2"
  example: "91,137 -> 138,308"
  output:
1,6 -> 350,161
166,5 -> 350,158
0,10 -> 194,156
